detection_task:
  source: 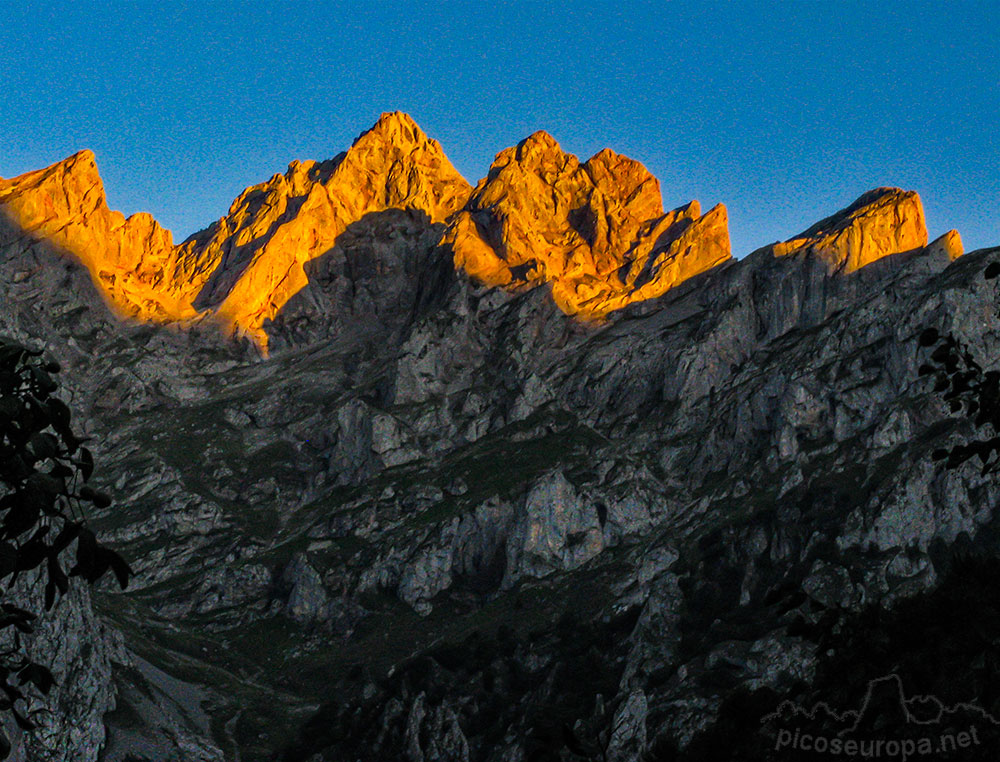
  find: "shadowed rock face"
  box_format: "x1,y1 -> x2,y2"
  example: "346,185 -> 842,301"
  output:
0,118 -> 996,762
445,131 -> 732,317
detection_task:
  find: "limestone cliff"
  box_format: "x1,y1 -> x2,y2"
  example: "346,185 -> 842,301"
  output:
762,187 -> 929,272
0,120 -> 995,762
0,117 -> 961,356
0,151 -> 194,323
445,132 -> 732,317
0,113 -> 472,352
200,111 -> 472,348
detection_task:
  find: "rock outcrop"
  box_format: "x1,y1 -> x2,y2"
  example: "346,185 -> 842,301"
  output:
0,151 -> 193,323
1,118 -> 738,350
199,111 -> 472,349
446,131 -> 732,317
761,187 -> 928,273
6,118 -> 944,357
0,113 -> 473,352
0,113 -> 992,762
925,228 -> 964,261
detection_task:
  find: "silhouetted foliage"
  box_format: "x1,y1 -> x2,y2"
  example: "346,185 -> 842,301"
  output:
0,337 -> 131,755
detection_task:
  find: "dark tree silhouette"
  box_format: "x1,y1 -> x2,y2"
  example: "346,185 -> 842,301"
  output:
0,337 -> 131,756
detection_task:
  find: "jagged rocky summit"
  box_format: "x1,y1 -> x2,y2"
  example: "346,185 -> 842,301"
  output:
0,113 -> 471,350
0,112 -> 994,762
1,111 -> 957,354
445,131 -> 731,317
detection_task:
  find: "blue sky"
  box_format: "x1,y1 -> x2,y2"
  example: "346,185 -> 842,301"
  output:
1,1 -> 997,256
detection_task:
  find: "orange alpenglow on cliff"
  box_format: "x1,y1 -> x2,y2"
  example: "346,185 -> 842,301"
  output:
198,112 -> 472,348
0,113 -> 471,351
445,131 -> 732,317
751,186 -> 961,272
0,149 -> 195,323
0,112 -> 962,353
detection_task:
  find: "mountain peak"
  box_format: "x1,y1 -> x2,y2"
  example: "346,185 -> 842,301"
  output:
35,148 -> 100,178
517,130 -> 562,156
447,135 -> 730,318
926,229 -> 963,261
0,149 -> 106,218
353,111 -> 438,154
43,149 -> 101,184
0,118 -> 966,354
204,113 -> 472,350
796,187 -> 920,240
770,187 -> 928,273
0,150 -> 191,323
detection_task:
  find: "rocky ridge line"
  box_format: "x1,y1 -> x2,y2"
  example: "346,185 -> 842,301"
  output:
0,114 -> 963,354
445,131 -> 732,317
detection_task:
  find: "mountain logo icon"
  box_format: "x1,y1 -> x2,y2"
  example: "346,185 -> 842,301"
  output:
762,673 -> 1000,735
761,674 -> 999,757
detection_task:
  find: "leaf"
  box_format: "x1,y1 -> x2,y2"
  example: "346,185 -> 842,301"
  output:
28,367 -> 57,396
0,343 -> 24,369
14,528 -> 50,572
70,527 -> 97,579
76,448 -> 94,481
918,327 -> 940,346
45,396 -> 71,431
931,345 -> 952,363
48,554 -> 68,597
48,462 -> 73,480
0,543 -> 15,578
3,499 -> 41,538
26,472 -> 63,500
0,372 -> 20,394
50,523 -> 80,554
107,550 -> 133,590
87,548 -> 113,584
0,397 -> 21,420
17,663 -> 54,694
1,604 -> 36,621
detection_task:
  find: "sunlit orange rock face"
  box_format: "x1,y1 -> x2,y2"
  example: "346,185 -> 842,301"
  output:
925,228 -> 964,261
0,114 -> 963,355
445,131 -> 732,317
0,113 -> 471,352
0,150 -> 195,323
763,187 -> 930,272
194,112 -> 472,348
